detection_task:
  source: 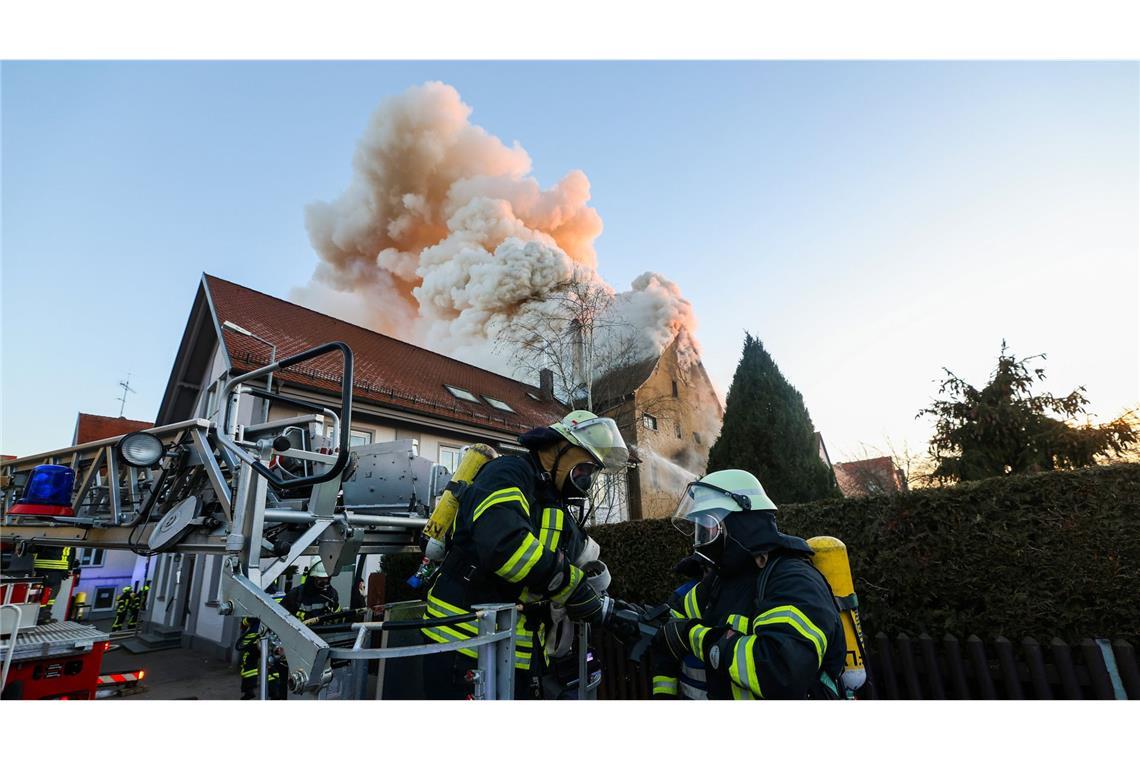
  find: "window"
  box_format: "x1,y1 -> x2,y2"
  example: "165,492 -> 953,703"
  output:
444,385 -> 480,403
350,429 -> 373,448
526,392 -> 541,402
642,414 -> 657,431
482,396 -> 514,413
93,586 -> 116,611
79,548 -> 105,568
672,380 -> 679,397
674,421 -> 682,439
438,445 -> 462,474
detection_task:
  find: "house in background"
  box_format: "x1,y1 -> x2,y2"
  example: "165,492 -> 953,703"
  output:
833,456 -> 908,497
147,273 -> 567,658
70,413 -> 154,619
592,335 -> 724,520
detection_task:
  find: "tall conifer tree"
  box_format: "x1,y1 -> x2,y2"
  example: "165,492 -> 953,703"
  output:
708,333 -> 839,502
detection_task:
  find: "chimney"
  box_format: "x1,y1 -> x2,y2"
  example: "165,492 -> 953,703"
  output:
539,368 -> 554,400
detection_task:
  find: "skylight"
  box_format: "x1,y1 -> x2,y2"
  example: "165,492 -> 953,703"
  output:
444,385 -> 480,403
483,396 -> 514,413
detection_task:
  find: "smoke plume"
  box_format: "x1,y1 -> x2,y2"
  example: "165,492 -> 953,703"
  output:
295,81 -> 700,376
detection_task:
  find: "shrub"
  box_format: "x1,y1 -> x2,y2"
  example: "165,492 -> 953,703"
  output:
593,463 -> 1140,641
385,464 -> 1139,641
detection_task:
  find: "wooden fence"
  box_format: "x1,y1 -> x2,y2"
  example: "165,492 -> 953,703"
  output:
590,630 -> 1139,700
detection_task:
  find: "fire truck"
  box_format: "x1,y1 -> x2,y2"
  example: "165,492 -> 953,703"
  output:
1,343 -> 577,699
1,575 -> 110,699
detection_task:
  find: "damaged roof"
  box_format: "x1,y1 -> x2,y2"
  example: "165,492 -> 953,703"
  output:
203,275 -> 565,434
591,354 -> 661,412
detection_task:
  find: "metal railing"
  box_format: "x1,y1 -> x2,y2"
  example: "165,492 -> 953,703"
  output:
251,601 -> 520,700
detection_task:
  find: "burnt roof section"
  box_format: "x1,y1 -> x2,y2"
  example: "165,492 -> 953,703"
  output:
591,354 -> 661,413
204,274 -> 565,434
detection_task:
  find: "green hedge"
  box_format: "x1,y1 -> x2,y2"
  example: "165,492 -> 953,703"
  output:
594,463 -> 1140,642
385,464 -> 1140,641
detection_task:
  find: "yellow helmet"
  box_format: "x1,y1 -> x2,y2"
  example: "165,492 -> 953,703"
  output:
549,410 -> 629,473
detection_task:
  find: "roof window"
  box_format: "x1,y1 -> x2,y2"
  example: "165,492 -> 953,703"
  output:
483,396 -> 514,413
444,385 -> 480,403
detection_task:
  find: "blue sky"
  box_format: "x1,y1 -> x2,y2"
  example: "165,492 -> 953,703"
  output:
2,61 -> 1137,459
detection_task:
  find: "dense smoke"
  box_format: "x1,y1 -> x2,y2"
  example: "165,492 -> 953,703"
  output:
295,81 -> 700,376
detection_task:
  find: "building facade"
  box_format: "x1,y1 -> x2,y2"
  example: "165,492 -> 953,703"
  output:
144,273 -> 566,658
593,336 -> 724,521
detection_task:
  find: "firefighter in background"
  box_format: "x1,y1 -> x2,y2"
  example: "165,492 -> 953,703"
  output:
236,617 -> 285,699
421,410 -> 635,699
281,561 -> 342,622
125,585 -> 143,629
279,562 -> 346,698
33,545 -> 74,621
650,469 -> 846,700
111,586 -> 134,632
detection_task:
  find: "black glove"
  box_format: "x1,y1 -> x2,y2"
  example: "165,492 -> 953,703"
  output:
672,554 -> 706,579
605,599 -> 645,644
652,617 -> 696,661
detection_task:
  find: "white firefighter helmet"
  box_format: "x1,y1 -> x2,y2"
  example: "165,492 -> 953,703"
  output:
671,469 -> 777,546
549,410 -> 629,473
308,560 -> 329,578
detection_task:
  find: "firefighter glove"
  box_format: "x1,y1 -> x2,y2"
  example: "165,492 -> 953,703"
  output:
654,618 -> 697,661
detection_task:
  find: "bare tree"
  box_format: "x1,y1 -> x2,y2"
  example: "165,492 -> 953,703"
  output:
840,438 -> 937,494
494,274 -> 646,523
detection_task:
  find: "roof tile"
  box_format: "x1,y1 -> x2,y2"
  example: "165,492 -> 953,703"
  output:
204,275 -> 565,434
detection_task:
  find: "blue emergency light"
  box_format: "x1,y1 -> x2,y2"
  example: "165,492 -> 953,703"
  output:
9,464 -> 77,517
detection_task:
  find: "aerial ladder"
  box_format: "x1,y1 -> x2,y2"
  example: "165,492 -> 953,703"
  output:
1,343 -> 524,699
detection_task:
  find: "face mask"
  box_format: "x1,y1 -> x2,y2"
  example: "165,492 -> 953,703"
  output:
566,461 -> 600,497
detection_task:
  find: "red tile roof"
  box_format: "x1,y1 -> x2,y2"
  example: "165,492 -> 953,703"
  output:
204,275 -> 565,434
833,456 -> 905,497
74,413 -> 153,445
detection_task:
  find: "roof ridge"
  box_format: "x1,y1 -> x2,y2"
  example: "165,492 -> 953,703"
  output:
202,273 -> 543,392
77,412 -> 153,424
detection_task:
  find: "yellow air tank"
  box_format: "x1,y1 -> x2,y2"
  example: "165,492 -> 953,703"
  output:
422,443 -> 497,560
807,536 -> 868,695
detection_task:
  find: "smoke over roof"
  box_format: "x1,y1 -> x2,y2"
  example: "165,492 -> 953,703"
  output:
294,81 -> 700,377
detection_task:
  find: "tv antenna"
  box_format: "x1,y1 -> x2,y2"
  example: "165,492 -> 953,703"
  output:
116,373 -> 137,417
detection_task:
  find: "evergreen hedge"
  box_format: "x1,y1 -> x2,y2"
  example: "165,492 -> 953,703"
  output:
385,464 -> 1139,641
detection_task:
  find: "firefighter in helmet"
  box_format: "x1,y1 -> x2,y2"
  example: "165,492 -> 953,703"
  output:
111,586 -> 133,632
420,410 -> 636,699
281,560 -> 342,623
650,469 -> 846,699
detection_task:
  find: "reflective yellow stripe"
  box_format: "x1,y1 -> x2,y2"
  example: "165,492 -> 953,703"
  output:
683,585 -> 701,619
537,508 -> 564,551
551,565 -> 584,604
426,606 -> 480,635
426,592 -> 466,615
496,533 -> 543,583
472,487 -> 529,521
670,608 -> 685,619
753,605 -> 828,666
688,623 -> 710,655
727,614 -> 749,633
653,675 -> 679,696
728,634 -> 761,699
422,626 -> 478,658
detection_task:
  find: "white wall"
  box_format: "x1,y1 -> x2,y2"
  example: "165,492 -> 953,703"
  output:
74,549 -> 149,619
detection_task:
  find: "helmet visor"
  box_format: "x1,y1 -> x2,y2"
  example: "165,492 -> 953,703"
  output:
566,417 -> 629,472
671,481 -> 733,545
